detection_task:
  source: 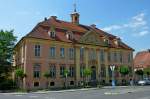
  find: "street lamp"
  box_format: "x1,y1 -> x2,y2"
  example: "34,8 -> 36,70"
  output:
110,65 -> 115,88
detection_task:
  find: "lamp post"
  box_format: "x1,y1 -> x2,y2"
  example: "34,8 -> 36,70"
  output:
110,65 -> 115,88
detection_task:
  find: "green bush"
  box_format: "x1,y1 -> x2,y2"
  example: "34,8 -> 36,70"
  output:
0,79 -> 16,90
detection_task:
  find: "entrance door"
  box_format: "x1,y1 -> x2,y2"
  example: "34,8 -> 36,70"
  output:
91,66 -> 96,81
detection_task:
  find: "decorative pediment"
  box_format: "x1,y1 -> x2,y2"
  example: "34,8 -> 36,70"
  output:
79,30 -> 101,45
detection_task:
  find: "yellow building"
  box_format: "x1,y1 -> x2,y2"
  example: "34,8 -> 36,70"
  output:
13,9 -> 134,90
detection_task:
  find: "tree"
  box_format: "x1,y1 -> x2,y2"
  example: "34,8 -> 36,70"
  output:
0,30 -> 17,90
119,65 -> 130,85
43,72 -> 50,88
119,65 -> 130,76
15,69 -> 26,88
135,69 -> 144,80
143,67 -> 150,78
63,69 -> 69,88
83,68 -> 92,87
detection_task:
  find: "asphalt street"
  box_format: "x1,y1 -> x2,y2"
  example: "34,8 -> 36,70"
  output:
0,86 -> 150,99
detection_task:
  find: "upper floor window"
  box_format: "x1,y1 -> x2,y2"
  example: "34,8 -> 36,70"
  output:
128,52 -> 132,63
80,47 -> 84,60
89,49 -> 96,60
35,45 -> 40,57
119,52 -> 123,63
49,47 -> 56,58
49,64 -> 56,78
68,48 -> 74,59
60,48 -> 65,58
48,31 -> 56,38
114,52 -> 117,62
100,49 -> 105,62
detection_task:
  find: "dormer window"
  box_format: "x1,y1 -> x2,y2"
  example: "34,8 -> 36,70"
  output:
103,37 -> 109,45
66,31 -> 73,40
114,37 -> 121,46
48,31 -> 56,38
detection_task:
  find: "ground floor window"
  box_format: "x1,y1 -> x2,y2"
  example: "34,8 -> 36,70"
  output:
50,82 -> 55,86
34,82 -> 39,87
70,81 -> 74,85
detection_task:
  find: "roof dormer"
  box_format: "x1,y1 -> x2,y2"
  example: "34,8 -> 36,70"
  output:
114,37 -> 121,46
48,27 -> 56,38
66,31 -> 74,40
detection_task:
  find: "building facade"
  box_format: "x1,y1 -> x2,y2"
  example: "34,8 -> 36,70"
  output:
13,10 -> 134,90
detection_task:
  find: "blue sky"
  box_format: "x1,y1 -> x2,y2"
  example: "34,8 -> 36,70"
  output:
0,0 -> 150,55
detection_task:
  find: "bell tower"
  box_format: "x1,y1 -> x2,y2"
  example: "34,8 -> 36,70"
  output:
71,3 -> 80,24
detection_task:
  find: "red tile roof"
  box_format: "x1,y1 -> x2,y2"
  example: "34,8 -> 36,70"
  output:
134,50 -> 150,68
25,16 -> 133,50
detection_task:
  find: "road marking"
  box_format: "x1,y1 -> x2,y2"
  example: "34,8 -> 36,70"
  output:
15,95 -> 23,96
29,95 -> 38,98
104,92 -> 119,95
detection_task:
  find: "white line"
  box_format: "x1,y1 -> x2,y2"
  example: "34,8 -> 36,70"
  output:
29,95 -> 38,98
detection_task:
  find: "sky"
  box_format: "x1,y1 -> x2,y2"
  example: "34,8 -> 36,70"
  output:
0,0 -> 150,56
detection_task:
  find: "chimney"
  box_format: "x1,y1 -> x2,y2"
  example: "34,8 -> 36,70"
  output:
90,24 -> 96,28
44,17 -> 47,21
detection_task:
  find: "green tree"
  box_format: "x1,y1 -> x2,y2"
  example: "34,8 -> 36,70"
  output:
119,65 -> 130,76
83,68 -> 92,87
0,30 -> 17,89
63,69 -> 69,88
143,67 -> 150,78
43,72 -> 50,88
15,69 -> 26,88
119,65 -> 130,85
135,69 -> 144,80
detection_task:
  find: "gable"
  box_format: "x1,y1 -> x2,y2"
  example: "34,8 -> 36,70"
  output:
79,30 -> 102,45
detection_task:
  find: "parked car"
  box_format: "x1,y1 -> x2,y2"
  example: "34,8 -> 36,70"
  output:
138,79 -> 150,85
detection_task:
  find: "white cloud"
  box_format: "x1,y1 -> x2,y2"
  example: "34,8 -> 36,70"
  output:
102,12 -> 149,37
102,25 -> 122,31
138,31 -> 149,36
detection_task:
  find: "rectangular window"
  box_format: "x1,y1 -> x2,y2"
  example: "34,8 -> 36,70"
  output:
33,64 -> 41,78
60,48 -> 65,58
108,52 -> 111,62
35,45 -> 40,57
49,47 -> 56,58
119,52 -> 123,63
49,64 -> 56,78
114,52 -> 117,62
80,65 -> 85,78
128,52 -> 132,63
80,48 -> 84,60
69,66 -> 75,77
68,48 -> 74,59
101,64 -> 106,77
100,49 -> 105,62
60,65 -> 65,76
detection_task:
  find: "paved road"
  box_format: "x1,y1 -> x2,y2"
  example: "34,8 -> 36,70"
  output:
0,86 -> 150,99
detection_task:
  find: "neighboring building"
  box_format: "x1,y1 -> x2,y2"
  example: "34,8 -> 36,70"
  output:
13,9 -> 134,90
134,49 -> 150,69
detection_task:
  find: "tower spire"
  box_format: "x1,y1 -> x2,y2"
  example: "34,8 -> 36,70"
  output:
73,3 -> 77,12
